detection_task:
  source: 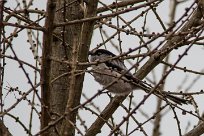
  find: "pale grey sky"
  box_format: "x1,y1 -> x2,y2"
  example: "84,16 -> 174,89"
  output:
3,0 -> 204,136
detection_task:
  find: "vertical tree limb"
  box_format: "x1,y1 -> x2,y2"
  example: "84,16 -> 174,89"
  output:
183,1 -> 204,136
152,1 -> 179,135
0,0 -> 4,113
42,0 -> 84,135
0,0 -> 12,136
41,0 -> 57,135
60,1 -> 98,135
184,122 -> 204,136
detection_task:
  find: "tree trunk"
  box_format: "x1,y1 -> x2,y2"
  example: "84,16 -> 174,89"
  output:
41,0 -> 98,135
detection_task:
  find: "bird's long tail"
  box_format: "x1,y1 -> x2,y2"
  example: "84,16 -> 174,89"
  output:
131,77 -> 190,105
161,91 -> 190,105
134,81 -> 190,105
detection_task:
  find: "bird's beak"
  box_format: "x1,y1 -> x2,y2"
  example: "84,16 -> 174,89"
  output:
88,51 -> 92,55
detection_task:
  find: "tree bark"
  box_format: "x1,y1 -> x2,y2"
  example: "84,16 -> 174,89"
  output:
0,120 -> 12,136
41,0 -> 98,135
41,0 -> 57,135
59,1 -> 98,135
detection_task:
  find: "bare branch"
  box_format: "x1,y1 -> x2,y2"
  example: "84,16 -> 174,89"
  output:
40,0 -> 57,135
184,122 -> 204,136
85,2 -> 203,136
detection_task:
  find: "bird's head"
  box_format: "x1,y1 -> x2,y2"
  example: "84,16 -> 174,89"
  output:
88,49 -> 116,62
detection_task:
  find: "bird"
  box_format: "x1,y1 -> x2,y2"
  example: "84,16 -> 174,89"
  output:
89,48 -> 189,105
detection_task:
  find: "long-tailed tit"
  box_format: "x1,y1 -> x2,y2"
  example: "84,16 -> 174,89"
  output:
89,49 -> 189,105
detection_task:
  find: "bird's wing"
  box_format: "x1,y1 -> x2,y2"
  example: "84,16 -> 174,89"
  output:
105,58 -> 151,89
105,58 -> 132,76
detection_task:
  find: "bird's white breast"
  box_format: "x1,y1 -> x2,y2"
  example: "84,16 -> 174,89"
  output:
92,63 -> 135,95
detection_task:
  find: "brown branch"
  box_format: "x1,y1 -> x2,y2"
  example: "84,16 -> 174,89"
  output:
0,1 -> 12,135
183,1 -> 204,136
152,1 -> 178,134
4,8 -> 43,29
161,61 -> 204,75
135,9 -> 201,78
60,0 -> 99,135
55,0 -> 159,27
0,54 -> 40,72
97,0 -> 146,13
85,95 -> 127,136
152,98 -> 162,136
2,22 -> 45,31
0,2 -> 12,135
0,0 -> 5,128
40,0 -> 57,135
184,122 -> 204,136
0,83 -> 41,117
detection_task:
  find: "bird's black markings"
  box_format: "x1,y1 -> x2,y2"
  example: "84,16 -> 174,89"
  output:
96,50 -> 138,82
92,49 -> 150,89
93,49 -> 116,56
